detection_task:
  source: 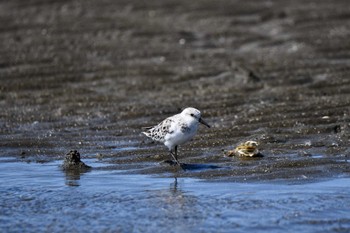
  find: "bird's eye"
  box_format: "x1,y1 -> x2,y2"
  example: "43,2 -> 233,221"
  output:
190,113 -> 194,117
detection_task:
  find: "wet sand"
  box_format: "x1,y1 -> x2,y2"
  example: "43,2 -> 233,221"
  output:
1,0 -> 350,181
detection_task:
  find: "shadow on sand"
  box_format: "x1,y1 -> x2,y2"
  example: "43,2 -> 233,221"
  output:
161,160 -> 221,170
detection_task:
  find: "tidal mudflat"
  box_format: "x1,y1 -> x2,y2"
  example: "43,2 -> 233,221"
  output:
1,0 -> 350,232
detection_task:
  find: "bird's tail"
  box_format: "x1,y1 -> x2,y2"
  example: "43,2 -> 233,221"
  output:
142,131 -> 150,137
142,127 -> 152,138
141,126 -> 153,130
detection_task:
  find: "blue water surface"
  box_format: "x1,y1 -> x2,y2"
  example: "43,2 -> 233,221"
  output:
0,158 -> 349,233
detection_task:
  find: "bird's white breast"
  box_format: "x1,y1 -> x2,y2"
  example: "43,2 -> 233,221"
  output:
164,116 -> 199,150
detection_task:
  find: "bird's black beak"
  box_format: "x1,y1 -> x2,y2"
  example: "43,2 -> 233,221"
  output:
199,118 -> 210,128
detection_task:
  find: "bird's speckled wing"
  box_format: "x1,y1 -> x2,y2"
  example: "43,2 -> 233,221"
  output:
142,117 -> 174,142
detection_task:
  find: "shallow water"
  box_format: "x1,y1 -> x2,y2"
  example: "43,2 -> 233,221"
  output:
0,159 -> 349,233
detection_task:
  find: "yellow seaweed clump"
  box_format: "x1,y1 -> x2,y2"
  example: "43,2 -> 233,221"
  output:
226,141 -> 262,157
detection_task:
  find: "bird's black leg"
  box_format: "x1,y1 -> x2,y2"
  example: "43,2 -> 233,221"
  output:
175,145 -> 178,161
169,146 -> 180,165
169,150 -> 177,162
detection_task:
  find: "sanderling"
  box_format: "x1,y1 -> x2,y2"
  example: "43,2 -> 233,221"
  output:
142,107 -> 210,165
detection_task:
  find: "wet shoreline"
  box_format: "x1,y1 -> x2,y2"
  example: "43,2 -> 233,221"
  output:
0,0 -> 350,194
2,1 -> 350,231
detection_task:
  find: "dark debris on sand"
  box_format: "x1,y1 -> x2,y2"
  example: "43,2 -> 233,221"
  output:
61,150 -> 91,171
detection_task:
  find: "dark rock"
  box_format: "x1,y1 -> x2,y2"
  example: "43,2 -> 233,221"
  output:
61,150 -> 91,171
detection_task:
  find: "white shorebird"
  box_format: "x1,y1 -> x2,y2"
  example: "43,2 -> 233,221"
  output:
142,107 -> 210,165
